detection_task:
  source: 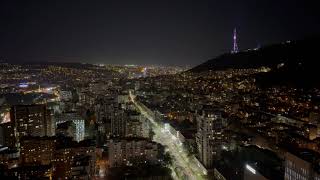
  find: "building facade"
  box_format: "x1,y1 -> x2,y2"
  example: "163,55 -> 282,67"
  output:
285,150 -> 320,180
108,138 -> 159,167
196,108 -> 226,169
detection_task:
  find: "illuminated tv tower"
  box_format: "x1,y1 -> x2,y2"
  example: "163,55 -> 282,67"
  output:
232,28 -> 239,53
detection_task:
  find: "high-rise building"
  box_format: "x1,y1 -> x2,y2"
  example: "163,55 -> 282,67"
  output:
20,136 -> 56,165
125,110 -> 149,138
108,137 -> 160,167
95,97 -> 115,139
95,97 -> 114,124
111,104 -> 127,137
95,96 -> 150,140
0,122 -> 15,148
4,105 -> 54,148
53,139 -> 95,179
196,107 -> 226,168
284,150 -> 320,180
46,108 -> 55,137
59,90 -> 72,101
125,118 -> 142,137
117,94 -> 130,104
55,112 -> 85,142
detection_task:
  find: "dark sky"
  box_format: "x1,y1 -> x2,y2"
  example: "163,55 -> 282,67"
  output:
0,0 -> 319,66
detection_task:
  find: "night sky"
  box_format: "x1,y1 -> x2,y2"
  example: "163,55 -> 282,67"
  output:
0,0 -> 319,66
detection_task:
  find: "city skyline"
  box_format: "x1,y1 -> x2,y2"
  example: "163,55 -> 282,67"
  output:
1,1 -> 320,180
1,37 -> 320,179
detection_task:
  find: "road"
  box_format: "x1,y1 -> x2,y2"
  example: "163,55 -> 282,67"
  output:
129,91 -> 207,180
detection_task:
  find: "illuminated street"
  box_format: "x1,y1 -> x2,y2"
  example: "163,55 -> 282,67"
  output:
129,91 -> 207,180
0,2 -> 318,178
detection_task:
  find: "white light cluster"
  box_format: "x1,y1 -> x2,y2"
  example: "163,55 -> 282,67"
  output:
246,164 -> 256,174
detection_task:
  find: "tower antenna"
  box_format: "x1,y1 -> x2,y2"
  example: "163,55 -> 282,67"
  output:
232,28 -> 239,53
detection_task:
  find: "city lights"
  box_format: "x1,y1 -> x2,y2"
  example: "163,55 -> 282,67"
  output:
246,164 -> 256,174
0,2 -> 319,178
